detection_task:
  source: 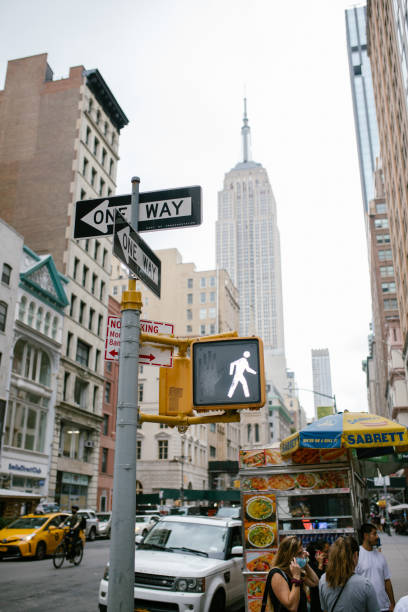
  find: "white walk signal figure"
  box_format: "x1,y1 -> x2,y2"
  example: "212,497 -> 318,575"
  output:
227,351 -> 257,398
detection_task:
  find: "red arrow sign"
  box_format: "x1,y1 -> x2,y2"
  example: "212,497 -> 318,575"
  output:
109,349 -> 119,358
139,353 -> 155,362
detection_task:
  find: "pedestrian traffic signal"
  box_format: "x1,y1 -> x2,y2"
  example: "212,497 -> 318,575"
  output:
191,337 -> 265,410
159,355 -> 194,417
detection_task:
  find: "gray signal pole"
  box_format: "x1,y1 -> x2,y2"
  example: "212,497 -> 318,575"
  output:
108,177 -> 141,611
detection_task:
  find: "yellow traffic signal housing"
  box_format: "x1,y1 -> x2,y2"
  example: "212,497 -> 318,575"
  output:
191,336 -> 266,411
159,355 -> 194,417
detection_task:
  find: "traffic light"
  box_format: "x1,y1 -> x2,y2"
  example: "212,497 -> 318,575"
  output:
191,337 -> 265,411
159,355 -> 194,416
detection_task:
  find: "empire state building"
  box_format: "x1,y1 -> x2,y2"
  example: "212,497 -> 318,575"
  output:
216,101 -> 287,393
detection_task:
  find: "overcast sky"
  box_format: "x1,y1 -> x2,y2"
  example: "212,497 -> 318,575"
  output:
0,0 -> 372,419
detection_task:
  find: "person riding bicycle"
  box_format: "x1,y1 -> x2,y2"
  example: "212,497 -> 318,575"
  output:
63,505 -> 84,559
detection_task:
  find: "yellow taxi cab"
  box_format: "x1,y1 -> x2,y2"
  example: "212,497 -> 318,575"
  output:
0,512 -> 85,560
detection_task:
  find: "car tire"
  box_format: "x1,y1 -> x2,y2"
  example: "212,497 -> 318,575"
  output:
107,529 -> 111,539
209,589 -> 225,612
35,541 -> 46,561
88,527 -> 96,541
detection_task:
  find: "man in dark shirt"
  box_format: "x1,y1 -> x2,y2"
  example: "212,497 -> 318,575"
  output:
63,505 -> 83,559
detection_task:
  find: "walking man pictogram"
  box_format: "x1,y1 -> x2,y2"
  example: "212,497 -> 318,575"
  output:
227,351 -> 257,398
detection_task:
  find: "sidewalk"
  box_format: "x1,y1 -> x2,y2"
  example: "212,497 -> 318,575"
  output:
380,532 -> 408,601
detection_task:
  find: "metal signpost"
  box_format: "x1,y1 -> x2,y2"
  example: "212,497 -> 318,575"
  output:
73,185 -> 202,238
108,177 -> 142,612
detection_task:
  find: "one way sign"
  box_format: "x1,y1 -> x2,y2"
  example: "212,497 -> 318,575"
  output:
113,210 -> 161,297
73,186 -> 201,239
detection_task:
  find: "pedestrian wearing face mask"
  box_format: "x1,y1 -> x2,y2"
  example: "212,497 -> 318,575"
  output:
260,536 -> 319,612
319,536 -> 380,612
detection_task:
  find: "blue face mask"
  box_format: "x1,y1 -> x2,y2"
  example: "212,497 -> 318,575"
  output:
296,557 -> 307,569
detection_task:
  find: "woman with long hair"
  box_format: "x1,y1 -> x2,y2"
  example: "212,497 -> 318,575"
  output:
319,536 -> 380,612
260,536 -> 319,612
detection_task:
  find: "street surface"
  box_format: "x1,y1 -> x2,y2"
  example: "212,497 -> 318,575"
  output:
0,533 -> 407,611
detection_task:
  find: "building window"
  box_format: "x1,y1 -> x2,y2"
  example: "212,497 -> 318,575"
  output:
199,308 -> 206,319
44,311 -> 51,335
374,218 -> 388,229
92,386 -> 98,411
82,265 -> 89,287
378,249 -> 393,261
63,371 -> 70,401
382,282 -> 396,293
100,281 -> 106,301
70,294 -> 76,317
80,189 -> 86,200
28,302 -> 35,326
89,308 -> 95,331
36,307 -> 43,331
51,315 -> 58,340
255,423 -> 260,442
105,382 -> 111,403
200,324 -> 206,335
101,448 -> 108,473
210,423 -> 216,432
102,149 -> 107,166
376,203 -> 387,213
113,286 -> 118,296
94,138 -> 99,156
107,361 -> 112,373
76,339 -> 90,367
209,276 -> 216,287
82,157 -> 88,177
209,308 -> 216,319
0,301 -> 7,332
96,110 -> 101,125
79,301 -> 86,325
187,293 -> 193,304
247,424 -> 251,442
376,233 -> 390,244
18,296 -> 27,322
85,239 -> 89,252
73,257 -> 79,280
74,378 -> 89,408
186,325 -> 192,333
209,445 -> 216,458
91,168 -> 97,187
109,159 -> 114,176
85,126 -> 91,145
66,331 -> 73,357
99,179 -> 105,196
200,292 -> 206,304
95,349 -> 101,371
138,384 -> 144,402
384,299 -> 398,310
4,396 -> 48,452
210,324 -> 216,334
158,440 -> 168,459
380,266 -> 394,277
200,277 -> 206,288
102,249 -> 108,268
2,263 -> 12,285
210,292 -> 215,302
91,273 -> 97,294
186,309 -> 192,320
159,423 -> 168,429
137,440 -> 141,459
12,339 -> 51,387
98,314 -> 103,335
187,278 -> 193,288
103,414 -> 109,436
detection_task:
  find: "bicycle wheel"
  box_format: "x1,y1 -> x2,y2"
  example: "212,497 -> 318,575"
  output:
53,542 -> 66,569
73,542 -> 83,566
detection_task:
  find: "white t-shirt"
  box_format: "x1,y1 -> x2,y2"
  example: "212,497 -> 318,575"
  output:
395,595 -> 408,612
355,545 -> 391,611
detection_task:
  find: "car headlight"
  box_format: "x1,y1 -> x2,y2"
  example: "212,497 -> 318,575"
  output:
21,534 -> 35,542
103,565 -> 109,580
174,577 -> 205,593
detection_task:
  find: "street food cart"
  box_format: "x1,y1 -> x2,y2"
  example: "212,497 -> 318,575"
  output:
240,412 -> 408,612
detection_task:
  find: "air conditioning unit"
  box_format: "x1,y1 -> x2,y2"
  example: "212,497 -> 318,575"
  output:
84,440 -> 95,448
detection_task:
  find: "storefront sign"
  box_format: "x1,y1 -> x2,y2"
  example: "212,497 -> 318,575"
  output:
8,463 -> 42,474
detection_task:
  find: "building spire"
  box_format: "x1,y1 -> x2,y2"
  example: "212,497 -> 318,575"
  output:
241,97 -> 251,163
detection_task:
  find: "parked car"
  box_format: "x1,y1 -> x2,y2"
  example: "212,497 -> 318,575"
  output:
77,509 -> 99,541
35,501 -> 60,514
96,512 -> 112,538
134,515 -> 160,540
215,506 -> 241,519
99,515 -> 244,612
0,512 -> 77,560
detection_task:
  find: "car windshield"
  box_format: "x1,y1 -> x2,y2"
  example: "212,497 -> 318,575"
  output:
7,516 -> 48,529
216,507 -> 240,518
97,514 -> 110,521
135,516 -> 150,523
142,520 -> 228,558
